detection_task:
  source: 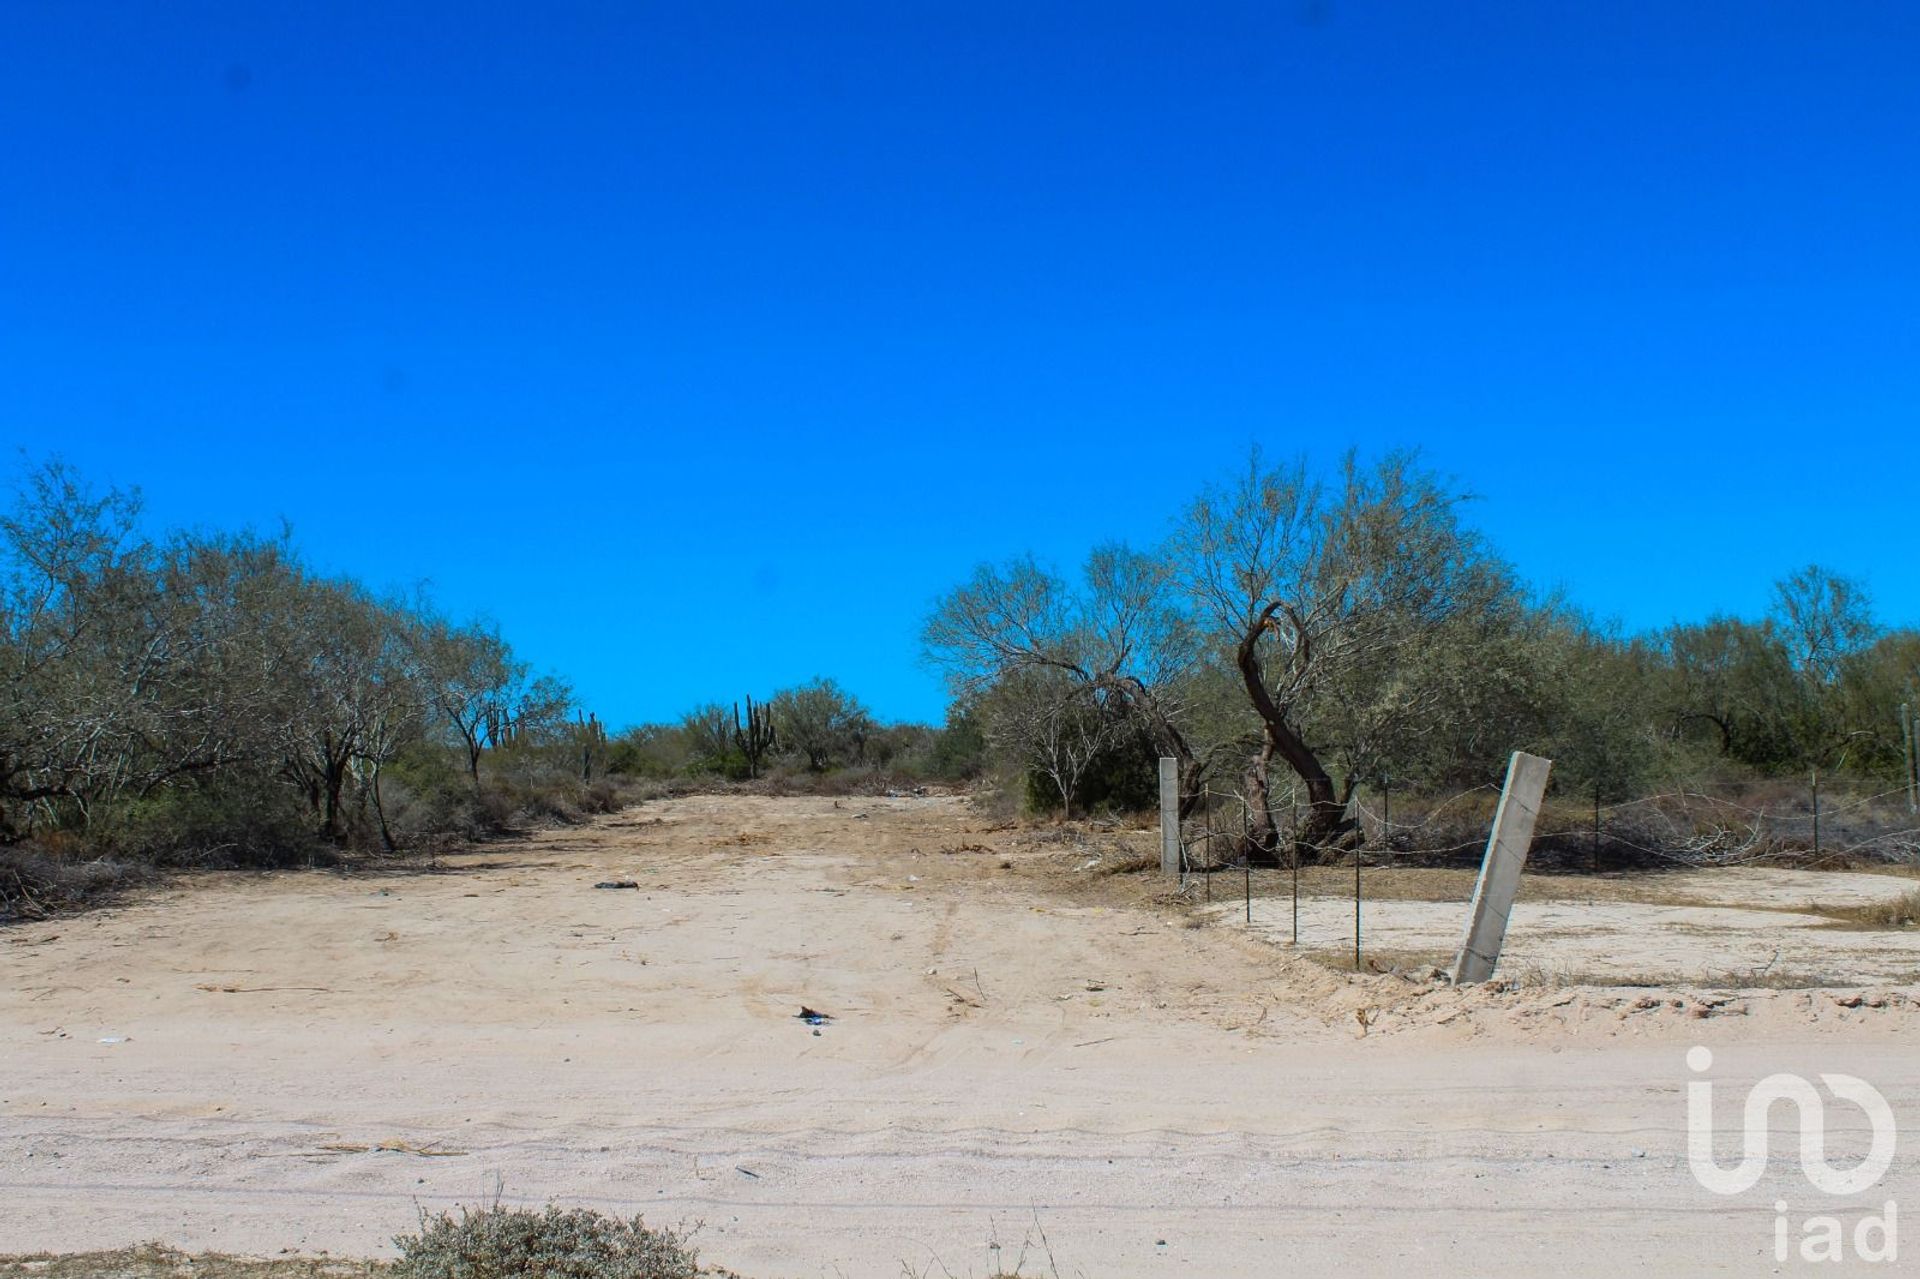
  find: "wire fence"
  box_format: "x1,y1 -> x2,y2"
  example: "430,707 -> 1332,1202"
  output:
1181,776 -> 1920,872
1174,773 -> 1920,972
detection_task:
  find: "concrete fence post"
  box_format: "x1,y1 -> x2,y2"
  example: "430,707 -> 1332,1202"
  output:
1451,751 -> 1553,984
1158,757 -> 1180,880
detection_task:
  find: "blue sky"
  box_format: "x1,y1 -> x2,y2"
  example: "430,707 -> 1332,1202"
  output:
4,2 -> 1916,728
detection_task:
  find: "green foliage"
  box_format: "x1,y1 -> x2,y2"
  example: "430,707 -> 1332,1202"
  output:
679,703 -> 734,770
90,778 -> 325,868
392,1205 -> 700,1279
604,725 -> 693,778
924,707 -> 988,781
927,449 -> 1920,832
731,695 -> 776,778
1018,721 -> 1158,815
769,677 -> 873,771
0,458 -> 585,880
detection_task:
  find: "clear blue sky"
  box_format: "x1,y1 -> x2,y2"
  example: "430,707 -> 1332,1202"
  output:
4,2 -> 1916,728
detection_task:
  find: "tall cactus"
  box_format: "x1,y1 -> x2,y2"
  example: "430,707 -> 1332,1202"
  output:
578,710 -> 606,781
733,695 -> 776,779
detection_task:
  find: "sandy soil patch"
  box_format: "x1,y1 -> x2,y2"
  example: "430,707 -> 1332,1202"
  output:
1211,866 -> 1920,983
3,794 -> 1917,1277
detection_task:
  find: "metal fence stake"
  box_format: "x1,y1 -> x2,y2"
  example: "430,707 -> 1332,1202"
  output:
1592,784 -> 1601,874
1290,833 -> 1299,945
1901,702 -> 1916,815
1812,768 -> 1821,856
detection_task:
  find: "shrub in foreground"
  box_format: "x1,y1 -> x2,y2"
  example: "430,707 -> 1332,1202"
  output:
392,1205 -> 701,1279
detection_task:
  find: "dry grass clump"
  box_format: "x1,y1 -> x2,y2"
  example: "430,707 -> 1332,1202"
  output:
0,1207 -> 740,1279
1092,847 -> 1160,877
0,847 -> 148,921
1303,946 -> 1453,975
0,1245 -> 385,1278
1813,888 -> 1920,931
1498,964 -> 1867,990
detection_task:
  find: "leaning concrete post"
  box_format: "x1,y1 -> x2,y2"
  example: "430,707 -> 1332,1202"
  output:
1451,751 -> 1553,984
1158,757 -> 1180,879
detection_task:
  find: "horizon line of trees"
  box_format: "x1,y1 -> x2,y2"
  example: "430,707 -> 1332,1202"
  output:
10,450 -> 1912,880
598,677 -> 984,784
0,460 -> 983,883
0,461 -> 602,866
924,449 -> 1919,861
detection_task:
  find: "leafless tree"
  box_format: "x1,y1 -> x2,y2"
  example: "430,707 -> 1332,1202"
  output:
0,463 -> 211,831
923,544 -> 1226,814
983,670 -> 1123,819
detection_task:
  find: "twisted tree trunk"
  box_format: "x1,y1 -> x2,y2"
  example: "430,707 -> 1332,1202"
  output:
1235,603 -> 1350,863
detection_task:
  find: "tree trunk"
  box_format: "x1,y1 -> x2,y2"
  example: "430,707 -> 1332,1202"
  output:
1244,737 -> 1279,865
322,755 -> 347,842
1678,711 -> 1734,756
1235,605 -> 1352,863
322,777 -> 341,840
371,762 -> 398,854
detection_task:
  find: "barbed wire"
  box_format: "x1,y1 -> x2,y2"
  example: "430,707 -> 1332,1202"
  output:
1177,777 -> 1920,869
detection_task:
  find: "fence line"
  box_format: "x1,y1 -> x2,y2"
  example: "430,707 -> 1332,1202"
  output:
1172,774 -> 1920,969
1178,777 -> 1920,872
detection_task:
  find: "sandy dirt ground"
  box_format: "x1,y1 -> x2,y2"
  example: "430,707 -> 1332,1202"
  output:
1221,867 -> 1920,983
3,794 -> 1917,1276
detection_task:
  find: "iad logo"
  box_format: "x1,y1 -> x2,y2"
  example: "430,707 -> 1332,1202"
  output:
1686,1045 -> 1899,1263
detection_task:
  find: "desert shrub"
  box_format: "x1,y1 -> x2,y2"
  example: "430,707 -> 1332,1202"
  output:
377,775 -> 486,848
328,764 -> 643,861
687,748 -> 751,781
510,778 -> 585,826
769,678 -> 872,771
1819,888 -> 1920,929
604,725 -> 698,779
372,746 -> 493,846
0,845 -> 144,919
392,1205 -> 699,1279
757,762 -> 879,796
1039,729 -> 1159,816
581,778 -> 626,814
89,779 -> 327,869
610,776 -> 698,804
922,711 -> 987,782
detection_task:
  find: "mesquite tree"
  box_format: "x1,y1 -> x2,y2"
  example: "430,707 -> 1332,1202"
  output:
1173,450 -> 1511,861
922,544 -> 1227,816
681,702 -> 734,766
770,678 -> 871,771
418,620 -> 563,786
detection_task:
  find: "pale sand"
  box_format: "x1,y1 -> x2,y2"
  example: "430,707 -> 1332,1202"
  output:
1225,866 -> 1920,983
3,794 -> 1916,1276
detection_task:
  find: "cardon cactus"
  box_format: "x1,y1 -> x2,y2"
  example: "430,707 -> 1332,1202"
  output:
733,695 -> 776,779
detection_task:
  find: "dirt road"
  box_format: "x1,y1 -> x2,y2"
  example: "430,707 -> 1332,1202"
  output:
3,795 -> 1915,1275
